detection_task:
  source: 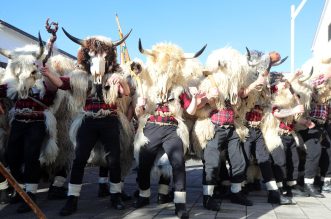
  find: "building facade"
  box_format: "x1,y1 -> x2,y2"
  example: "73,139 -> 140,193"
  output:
312,0 -> 331,56
0,19 -> 75,68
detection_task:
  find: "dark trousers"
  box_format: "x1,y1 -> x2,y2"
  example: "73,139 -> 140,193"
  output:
271,134 -> 299,183
137,123 -> 186,192
243,127 -> 274,182
70,116 -> 121,184
203,125 -> 246,185
0,174 -> 5,184
6,120 -> 46,184
320,123 -> 331,178
299,127 -> 323,179
99,166 -> 108,178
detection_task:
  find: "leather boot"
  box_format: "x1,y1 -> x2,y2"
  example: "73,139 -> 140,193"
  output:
230,191 -> 253,206
59,195 -> 78,216
158,193 -> 173,204
134,196 -> 150,208
175,203 -> 189,219
305,183 -> 325,198
17,192 -> 36,213
203,195 -> 220,211
110,193 -> 125,210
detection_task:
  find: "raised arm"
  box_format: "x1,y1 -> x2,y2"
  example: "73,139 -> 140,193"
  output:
41,66 -> 64,88
273,105 -> 304,119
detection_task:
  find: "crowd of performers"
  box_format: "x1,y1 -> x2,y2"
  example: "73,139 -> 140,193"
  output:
0,26 -> 331,219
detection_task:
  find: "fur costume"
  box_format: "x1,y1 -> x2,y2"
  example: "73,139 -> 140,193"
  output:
0,42 -> 64,166
45,54 -> 76,175
260,72 -> 309,152
133,42 -> 194,163
133,41 -> 207,184
61,31 -> 134,178
0,67 -> 12,163
192,47 -> 250,158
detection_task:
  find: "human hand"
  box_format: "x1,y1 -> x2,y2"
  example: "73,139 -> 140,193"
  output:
306,120 -> 315,129
293,105 -> 304,114
40,66 -> 50,77
209,87 -> 219,99
137,97 -> 147,107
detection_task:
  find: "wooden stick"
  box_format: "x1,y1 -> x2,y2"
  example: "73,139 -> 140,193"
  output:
0,162 -> 47,219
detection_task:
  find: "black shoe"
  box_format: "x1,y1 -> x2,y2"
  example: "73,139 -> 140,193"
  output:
212,185 -> 231,199
59,195 -> 78,216
48,185 -> 67,200
230,191 -> 253,206
134,196 -> 150,208
322,181 -> 331,193
305,183 -> 325,198
98,183 -> 110,197
17,192 -> 36,213
267,190 -> 294,205
246,181 -> 261,192
110,193 -> 125,210
0,187 -> 11,204
241,185 -> 249,195
253,180 -> 262,191
121,191 -> 132,201
133,189 -> 139,198
175,203 -> 189,219
158,193 -> 173,204
9,190 -> 23,204
286,185 -> 309,197
203,195 -> 220,211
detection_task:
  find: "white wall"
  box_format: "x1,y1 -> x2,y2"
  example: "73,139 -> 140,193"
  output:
0,23 -> 74,63
312,0 -> 331,56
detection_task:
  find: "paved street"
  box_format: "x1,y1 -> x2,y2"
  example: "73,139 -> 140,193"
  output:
1,160 -> 331,219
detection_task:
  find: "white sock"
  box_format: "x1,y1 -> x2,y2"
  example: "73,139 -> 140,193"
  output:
276,182 -> 283,188
203,185 -> 214,196
304,178 -> 314,184
0,180 -> 9,190
287,181 -> 297,186
265,181 -> 278,191
68,183 -> 82,196
139,188 -> 151,198
52,176 -> 66,187
158,184 -> 169,195
109,182 -> 121,194
324,177 -> 331,183
98,177 -> 108,184
174,191 -> 186,203
231,183 -> 241,193
25,183 -> 38,194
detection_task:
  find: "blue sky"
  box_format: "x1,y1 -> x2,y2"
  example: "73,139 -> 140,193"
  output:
0,0 -> 325,72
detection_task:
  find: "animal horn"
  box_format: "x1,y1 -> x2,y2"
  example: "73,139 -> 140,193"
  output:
272,56 -> 288,66
138,38 -> 154,56
62,27 -> 84,45
36,32 -> 45,60
112,29 -> 132,47
246,47 -> 259,66
0,48 -> 12,59
246,47 -> 251,61
299,67 -> 314,82
183,44 -> 207,59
